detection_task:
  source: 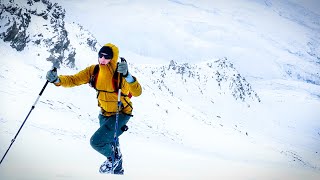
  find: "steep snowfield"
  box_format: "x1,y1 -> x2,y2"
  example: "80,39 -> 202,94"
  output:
1,43 -> 319,179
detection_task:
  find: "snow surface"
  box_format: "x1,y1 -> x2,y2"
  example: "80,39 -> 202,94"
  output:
52,0 -> 320,81
1,0 -> 320,179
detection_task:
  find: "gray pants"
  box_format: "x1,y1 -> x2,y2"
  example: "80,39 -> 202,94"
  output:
90,113 -> 130,157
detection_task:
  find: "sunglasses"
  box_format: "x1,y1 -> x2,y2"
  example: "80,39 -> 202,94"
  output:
98,53 -> 112,59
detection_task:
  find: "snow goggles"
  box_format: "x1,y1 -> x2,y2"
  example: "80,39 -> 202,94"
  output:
98,53 -> 112,59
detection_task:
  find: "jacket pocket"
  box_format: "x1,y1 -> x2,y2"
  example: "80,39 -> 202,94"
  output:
98,92 -> 118,113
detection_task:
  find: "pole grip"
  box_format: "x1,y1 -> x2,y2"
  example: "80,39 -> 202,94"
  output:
120,57 -> 126,62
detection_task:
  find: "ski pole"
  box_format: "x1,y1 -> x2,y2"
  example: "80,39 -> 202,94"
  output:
112,58 -> 125,174
0,67 -> 57,165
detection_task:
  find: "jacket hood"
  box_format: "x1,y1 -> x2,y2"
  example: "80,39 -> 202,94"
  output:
104,43 -> 119,67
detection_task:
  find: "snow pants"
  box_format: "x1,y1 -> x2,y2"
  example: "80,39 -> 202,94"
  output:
90,113 -> 130,157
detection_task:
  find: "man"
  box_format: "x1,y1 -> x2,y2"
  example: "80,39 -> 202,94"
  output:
46,43 -> 142,174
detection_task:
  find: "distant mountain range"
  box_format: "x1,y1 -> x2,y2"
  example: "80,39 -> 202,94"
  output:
0,0 -> 261,105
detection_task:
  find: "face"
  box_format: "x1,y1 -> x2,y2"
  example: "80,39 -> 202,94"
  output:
98,53 -> 112,65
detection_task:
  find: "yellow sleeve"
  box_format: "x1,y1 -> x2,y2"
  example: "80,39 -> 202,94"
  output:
55,65 -> 95,88
127,76 -> 142,97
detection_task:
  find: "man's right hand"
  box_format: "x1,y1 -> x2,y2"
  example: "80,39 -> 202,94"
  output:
46,69 -> 60,83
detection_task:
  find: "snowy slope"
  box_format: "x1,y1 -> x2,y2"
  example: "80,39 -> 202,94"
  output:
52,0 -> 320,83
1,42 -> 319,179
1,0 -> 320,179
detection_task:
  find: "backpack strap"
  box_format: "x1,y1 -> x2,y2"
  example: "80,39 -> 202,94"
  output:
89,64 -> 99,89
88,64 -> 133,104
112,67 -> 120,93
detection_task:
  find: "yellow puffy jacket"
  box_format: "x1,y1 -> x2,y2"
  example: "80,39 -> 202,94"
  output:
55,43 -> 142,116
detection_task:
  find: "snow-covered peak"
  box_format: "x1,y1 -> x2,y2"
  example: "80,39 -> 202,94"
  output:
133,58 -> 261,106
0,0 -> 99,69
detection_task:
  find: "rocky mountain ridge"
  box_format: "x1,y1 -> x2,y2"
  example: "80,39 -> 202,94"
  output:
132,58 -> 261,106
0,0 -> 99,68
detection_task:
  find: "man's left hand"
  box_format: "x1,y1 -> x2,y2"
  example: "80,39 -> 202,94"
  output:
117,61 -> 129,77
